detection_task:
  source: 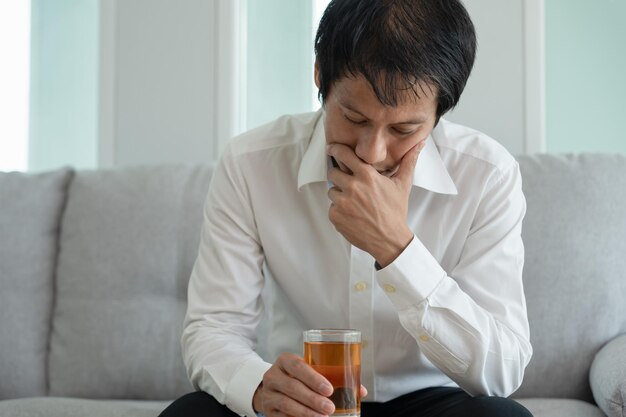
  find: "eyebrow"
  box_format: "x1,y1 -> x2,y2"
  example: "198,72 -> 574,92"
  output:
339,100 -> 427,125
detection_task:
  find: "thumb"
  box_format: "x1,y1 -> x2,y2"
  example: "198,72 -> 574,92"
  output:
394,140 -> 425,186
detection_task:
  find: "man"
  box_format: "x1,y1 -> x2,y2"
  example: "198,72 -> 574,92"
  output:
160,0 -> 533,416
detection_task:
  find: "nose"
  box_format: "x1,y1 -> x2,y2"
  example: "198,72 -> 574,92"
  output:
355,130 -> 387,165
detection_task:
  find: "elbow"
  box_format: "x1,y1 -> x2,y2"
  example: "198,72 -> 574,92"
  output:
180,319 -> 204,386
465,337 -> 533,398
486,338 -> 533,398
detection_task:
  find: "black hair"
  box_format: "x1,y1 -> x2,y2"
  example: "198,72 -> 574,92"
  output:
314,0 -> 477,118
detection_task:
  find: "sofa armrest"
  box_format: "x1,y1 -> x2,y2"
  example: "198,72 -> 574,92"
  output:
590,334 -> 626,417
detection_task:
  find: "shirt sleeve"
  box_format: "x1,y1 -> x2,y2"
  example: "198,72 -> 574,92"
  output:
181,144 -> 271,417
375,161 -> 532,397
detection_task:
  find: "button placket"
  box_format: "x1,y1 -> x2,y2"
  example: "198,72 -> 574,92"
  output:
348,245 -> 375,398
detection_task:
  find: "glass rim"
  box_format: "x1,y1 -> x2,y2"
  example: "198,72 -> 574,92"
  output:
303,328 -> 361,343
304,328 -> 360,335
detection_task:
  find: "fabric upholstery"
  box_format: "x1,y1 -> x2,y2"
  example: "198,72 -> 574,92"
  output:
0,397 -> 168,417
515,398 -> 606,417
48,164 -> 215,399
513,154 -> 626,401
0,168 -> 74,399
590,333 -> 626,417
3,154 -> 625,417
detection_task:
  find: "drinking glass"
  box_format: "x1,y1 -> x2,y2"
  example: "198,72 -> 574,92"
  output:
303,329 -> 361,417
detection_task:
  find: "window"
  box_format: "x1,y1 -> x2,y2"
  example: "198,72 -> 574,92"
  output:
244,0 -> 331,131
0,1 -> 31,172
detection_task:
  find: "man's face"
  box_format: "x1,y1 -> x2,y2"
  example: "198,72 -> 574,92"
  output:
318,73 -> 438,177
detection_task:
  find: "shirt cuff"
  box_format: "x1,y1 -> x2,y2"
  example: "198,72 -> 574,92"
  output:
375,234 -> 447,310
224,357 -> 272,417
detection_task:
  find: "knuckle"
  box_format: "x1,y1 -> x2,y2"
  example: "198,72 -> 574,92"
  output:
277,397 -> 291,411
278,352 -> 295,367
264,377 -> 279,391
291,358 -> 304,372
263,370 -> 274,384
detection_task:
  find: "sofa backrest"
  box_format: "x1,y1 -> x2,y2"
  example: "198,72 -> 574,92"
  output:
47,164 -> 214,400
513,154 -> 626,401
0,168 -> 73,400
4,154 -> 624,402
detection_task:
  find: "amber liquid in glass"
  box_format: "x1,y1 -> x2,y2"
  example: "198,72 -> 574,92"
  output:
304,341 -> 361,416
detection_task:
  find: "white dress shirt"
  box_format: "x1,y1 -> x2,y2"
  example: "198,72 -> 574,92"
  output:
181,110 -> 532,417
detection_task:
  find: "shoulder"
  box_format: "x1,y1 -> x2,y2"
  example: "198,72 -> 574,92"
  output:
433,118 -> 519,181
227,111 -> 320,158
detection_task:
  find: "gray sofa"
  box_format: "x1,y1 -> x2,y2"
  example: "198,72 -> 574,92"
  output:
1,154 -> 625,417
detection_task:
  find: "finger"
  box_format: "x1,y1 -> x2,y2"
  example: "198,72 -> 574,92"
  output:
278,354 -> 333,396
267,392 -> 329,417
327,167 -> 351,190
327,144 -> 368,176
360,385 -> 368,398
262,365 -> 333,417
278,378 -> 336,416
393,139 -> 426,186
327,186 -> 342,204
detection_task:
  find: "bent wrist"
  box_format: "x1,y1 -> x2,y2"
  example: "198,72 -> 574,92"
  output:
374,228 -> 414,268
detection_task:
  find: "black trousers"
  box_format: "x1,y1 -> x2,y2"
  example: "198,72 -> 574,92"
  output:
159,387 -> 533,417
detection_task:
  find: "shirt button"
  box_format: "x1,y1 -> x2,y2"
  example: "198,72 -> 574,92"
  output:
383,283 -> 396,293
419,335 -> 430,342
354,282 -> 368,292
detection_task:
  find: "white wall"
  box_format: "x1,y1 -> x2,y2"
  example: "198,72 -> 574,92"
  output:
446,0 -> 545,155
100,0 -> 543,168
25,1 -> 543,171
100,0 -> 218,168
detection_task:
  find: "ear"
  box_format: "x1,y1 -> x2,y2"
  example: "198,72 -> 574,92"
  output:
314,59 -> 320,89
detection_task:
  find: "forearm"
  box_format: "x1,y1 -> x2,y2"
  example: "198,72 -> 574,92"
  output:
377,236 -> 532,396
182,144 -> 272,416
398,278 -> 532,396
181,310 -> 271,415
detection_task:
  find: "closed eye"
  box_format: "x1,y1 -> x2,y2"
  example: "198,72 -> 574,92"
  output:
344,115 -> 367,125
393,127 -> 417,135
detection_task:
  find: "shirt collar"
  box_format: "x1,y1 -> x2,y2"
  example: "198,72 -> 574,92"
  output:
297,110 -> 328,190
297,110 -> 458,195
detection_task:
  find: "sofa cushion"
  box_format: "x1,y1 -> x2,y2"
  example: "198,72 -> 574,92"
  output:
513,154 -> 626,401
0,167 -> 73,399
515,398 -> 606,417
0,397 -> 168,417
48,164 -> 215,399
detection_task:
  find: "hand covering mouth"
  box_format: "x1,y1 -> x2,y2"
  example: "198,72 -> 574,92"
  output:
378,166 -> 399,177
331,156 -> 399,177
